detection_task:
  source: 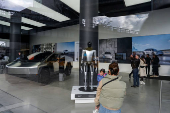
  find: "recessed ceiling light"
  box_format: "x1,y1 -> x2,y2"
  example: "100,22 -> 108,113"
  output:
0,20 -> 10,26
0,10 -> 45,27
27,0 -> 70,22
0,9 -> 11,18
21,26 -> 32,30
0,20 -> 32,30
1,0 -> 70,22
60,0 -> 80,13
22,17 -> 46,27
124,0 -> 151,7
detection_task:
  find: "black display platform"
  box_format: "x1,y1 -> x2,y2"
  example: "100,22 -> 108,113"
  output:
79,87 -> 97,92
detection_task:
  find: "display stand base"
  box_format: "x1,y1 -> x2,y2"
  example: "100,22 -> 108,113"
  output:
71,86 -> 97,103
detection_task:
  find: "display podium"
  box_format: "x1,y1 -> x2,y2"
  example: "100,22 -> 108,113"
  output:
71,86 -> 97,103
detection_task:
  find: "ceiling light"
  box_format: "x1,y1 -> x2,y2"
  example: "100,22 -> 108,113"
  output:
21,26 -> 32,30
22,17 -> 46,27
0,20 -> 10,26
0,20 -> 32,30
60,0 -> 80,13
27,0 -> 70,22
0,10 -> 45,27
124,0 -> 151,7
0,9 -> 11,18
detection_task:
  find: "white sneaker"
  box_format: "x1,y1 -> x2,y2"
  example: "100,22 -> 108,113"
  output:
142,81 -> 145,85
140,81 -> 143,85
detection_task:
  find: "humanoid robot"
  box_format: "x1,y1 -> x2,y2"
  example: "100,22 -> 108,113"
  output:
81,42 -> 97,91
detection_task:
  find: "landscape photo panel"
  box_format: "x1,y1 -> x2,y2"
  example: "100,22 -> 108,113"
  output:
132,34 -> 170,65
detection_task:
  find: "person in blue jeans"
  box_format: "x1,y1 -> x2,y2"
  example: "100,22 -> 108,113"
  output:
131,55 -> 140,87
99,104 -> 121,113
95,62 -> 126,113
97,69 -> 107,85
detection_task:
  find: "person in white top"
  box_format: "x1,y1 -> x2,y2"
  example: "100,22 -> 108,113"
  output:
139,56 -> 147,85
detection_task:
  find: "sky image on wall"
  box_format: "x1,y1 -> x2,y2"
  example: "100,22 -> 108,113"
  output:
132,34 -> 170,51
57,42 -> 75,60
132,34 -> 170,65
57,42 -> 75,53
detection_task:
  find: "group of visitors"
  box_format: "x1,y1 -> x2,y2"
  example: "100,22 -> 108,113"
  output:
129,52 -> 160,87
94,52 -> 160,113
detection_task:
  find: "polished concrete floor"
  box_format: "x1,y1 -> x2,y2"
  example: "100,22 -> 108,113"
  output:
0,69 -> 169,113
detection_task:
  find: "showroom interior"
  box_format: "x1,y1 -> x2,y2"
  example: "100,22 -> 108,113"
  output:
0,0 -> 169,113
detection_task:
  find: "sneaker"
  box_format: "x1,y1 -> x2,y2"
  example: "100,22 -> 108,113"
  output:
131,85 -> 136,88
140,81 -> 143,85
142,81 -> 145,85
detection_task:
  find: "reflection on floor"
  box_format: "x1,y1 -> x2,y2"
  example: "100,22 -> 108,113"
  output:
0,69 -> 169,113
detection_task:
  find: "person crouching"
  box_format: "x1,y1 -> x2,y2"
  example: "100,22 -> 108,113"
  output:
97,69 -> 107,86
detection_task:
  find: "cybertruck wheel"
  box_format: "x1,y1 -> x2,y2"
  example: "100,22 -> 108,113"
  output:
38,68 -> 50,84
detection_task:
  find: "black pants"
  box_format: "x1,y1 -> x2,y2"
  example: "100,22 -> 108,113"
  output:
129,70 -> 133,77
146,65 -> 150,75
153,65 -> 159,76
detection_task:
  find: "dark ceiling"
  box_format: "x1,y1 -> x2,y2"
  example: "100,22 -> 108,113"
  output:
0,0 -> 170,37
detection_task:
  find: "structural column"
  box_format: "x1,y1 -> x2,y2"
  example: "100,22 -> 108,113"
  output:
79,0 -> 98,85
10,13 -> 22,62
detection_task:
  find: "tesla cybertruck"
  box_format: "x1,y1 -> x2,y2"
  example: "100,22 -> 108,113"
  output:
6,52 -> 73,84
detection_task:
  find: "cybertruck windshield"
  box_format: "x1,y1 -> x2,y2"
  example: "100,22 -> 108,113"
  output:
27,52 -> 52,62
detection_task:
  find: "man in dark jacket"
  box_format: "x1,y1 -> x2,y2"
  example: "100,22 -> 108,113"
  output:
151,55 -> 160,77
129,52 -> 136,79
131,55 -> 140,87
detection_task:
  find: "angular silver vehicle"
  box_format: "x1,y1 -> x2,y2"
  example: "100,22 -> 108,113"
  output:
143,48 -> 163,56
6,52 -> 73,84
102,52 -> 113,60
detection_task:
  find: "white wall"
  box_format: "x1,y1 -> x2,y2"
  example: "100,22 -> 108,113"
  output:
30,8 -> 170,76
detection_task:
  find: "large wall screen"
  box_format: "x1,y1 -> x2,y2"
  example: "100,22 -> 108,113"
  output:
132,34 -> 170,65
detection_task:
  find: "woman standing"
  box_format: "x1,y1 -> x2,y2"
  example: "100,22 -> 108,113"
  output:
139,56 -> 147,85
151,55 -> 160,77
94,62 -> 126,113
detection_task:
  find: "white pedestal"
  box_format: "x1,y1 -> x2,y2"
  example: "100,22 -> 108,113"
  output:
71,86 -> 97,104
